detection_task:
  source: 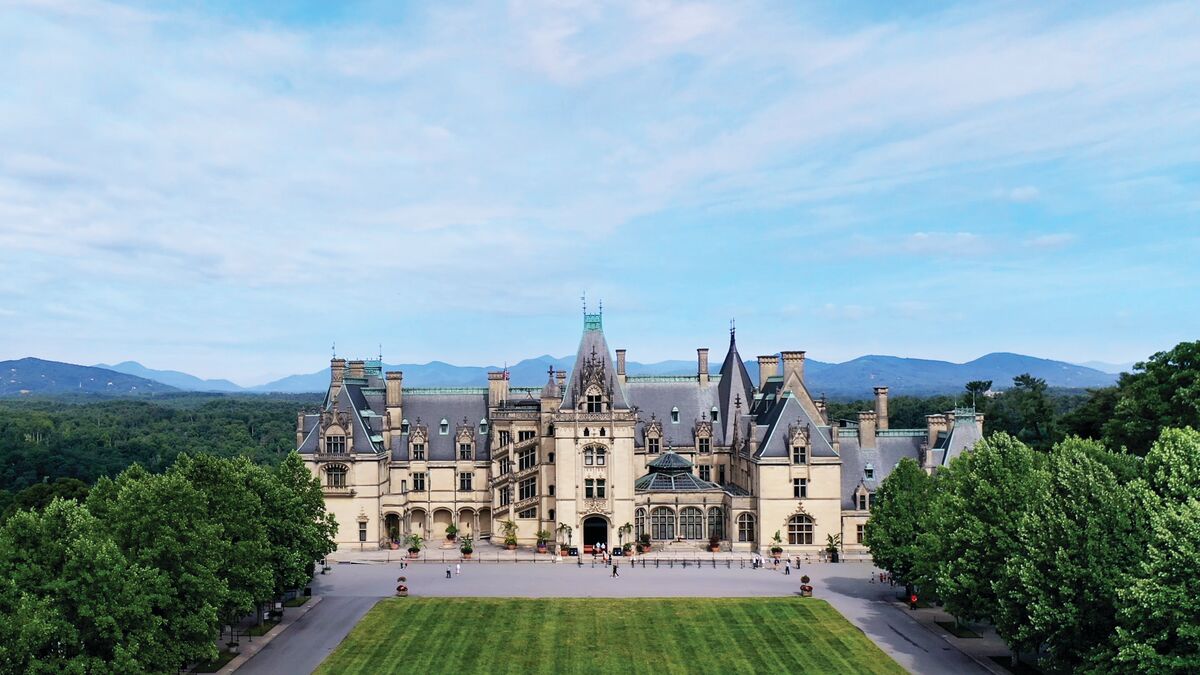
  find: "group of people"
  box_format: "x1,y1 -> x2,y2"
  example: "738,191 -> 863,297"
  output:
750,553 -> 800,574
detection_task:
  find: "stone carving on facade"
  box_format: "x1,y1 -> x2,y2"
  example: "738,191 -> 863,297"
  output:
321,405 -> 352,434
645,416 -> 663,440
694,420 -> 712,440
581,498 -> 609,515
787,422 -> 811,447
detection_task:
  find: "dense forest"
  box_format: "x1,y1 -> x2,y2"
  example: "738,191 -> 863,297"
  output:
0,394 -> 320,515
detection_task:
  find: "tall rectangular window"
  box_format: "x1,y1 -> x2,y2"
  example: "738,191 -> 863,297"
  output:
358,521 -> 367,542
500,458 -> 512,475
412,443 -> 425,461
857,493 -> 868,510
699,465 -> 711,482
793,478 -> 808,499
596,479 -> 606,498
698,437 -> 711,454
499,486 -> 511,506
792,445 -> 807,464
587,394 -> 602,413
856,524 -> 865,544
585,479 -> 595,498
518,430 -> 536,442
648,437 -> 660,454
325,435 -> 346,454
458,472 -> 473,491
499,430 -> 511,446
412,472 -> 426,491
718,465 -> 725,484
459,443 -> 473,460
518,448 -> 536,471
518,477 -> 536,501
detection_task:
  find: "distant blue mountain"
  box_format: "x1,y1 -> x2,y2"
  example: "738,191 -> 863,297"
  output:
248,351 -> 1117,397
96,361 -> 243,392
1,358 -> 178,396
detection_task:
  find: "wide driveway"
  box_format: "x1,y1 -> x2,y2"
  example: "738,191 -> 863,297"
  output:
236,559 -> 987,675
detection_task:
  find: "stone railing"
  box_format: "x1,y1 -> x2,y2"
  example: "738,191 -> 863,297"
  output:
315,452 -> 354,463
322,486 -> 356,497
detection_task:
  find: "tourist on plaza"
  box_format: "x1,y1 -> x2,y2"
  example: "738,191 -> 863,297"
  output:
612,563 -> 619,578
445,567 -> 452,579
456,563 -> 461,575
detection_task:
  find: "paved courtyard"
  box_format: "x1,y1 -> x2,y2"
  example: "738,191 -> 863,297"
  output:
237,559 -> 994,675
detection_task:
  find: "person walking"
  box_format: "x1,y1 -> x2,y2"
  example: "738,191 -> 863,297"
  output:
445,567 -> 452,579
784,563 -> 791,575
612,563 -> 619,578
455,562 -> 461,576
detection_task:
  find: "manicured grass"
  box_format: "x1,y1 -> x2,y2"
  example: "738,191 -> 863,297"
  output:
247,619 -> 279,637
190,649 -> 236,673
935,620 -> 981,638
316,597 -> 906,675
284,596 -> 310,607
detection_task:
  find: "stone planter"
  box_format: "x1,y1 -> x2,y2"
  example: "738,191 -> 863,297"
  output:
506,544 -> 517,551
407,550 -> 420,559
227,643 -> 241,655
461,552 -> 472,559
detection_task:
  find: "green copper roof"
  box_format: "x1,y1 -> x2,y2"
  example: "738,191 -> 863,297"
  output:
647,451 -> 693,471
583,312 -> 603,331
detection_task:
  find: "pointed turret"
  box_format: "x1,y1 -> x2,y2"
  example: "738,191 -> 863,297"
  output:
717,324 -> 753,445
561,310 -> 629,411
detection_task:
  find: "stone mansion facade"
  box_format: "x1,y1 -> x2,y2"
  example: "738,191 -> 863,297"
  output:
298,313 -> 983,554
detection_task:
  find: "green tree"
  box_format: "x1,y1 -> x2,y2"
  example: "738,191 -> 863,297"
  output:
273,452 -> 338,585
863,457 -> 933,593
1105,341 -> 1200,455
0,477 -> 89,522
0,499 -> 169,673
87,465 -> 226,669
1003,438 -> 1149,671
1009,374 -> 1057,449
920,433 -> 1046,650
170,453 -> 272,628
964,380 -> 992,410
1114,427 -> 1200,672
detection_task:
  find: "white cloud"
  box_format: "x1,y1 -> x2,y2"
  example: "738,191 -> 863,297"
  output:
1006,186 -> 1040,202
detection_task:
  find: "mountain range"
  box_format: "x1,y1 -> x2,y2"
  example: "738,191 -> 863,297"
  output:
2,357 -> 178,396
58,352 -> 1120,398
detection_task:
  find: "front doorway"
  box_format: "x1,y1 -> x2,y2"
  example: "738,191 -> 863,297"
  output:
583,516 -> 608,549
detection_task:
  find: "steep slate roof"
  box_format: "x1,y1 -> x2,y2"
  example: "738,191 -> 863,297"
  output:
561,313 -> 629,411
390,391 -> 490,462
838,433 -> 925,509
716,328 -> 753,445
625,380 -> 722,447
935,411 -> 983,467
752,392 -> 838,460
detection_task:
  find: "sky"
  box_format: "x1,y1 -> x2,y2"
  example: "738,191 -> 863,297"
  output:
1,0 -> 1198,386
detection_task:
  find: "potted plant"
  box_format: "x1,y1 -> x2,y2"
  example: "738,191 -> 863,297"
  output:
406,534 -> 423,558
770,530 -> 784,559
502,519 -> 519,550
638,533 -> 651,553
445,523 -> 459,542
619,522 -> 633,549
227,641 -> 241,655
825,534 -> 841,563
459,535 -> 474,559
622,542 -> 632,555
396,576 -> 409,597
800,575 -> 813,597
535,529 -> 551,553
708,534 -> 721,552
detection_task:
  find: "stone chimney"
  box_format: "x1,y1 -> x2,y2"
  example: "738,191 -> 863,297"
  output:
857,411 -> 877,449
926,413 -> 949,448
330,357 -> 346,398
348,359 -> 365,379
697,348 -> 709,386
616,349 -> 627,385
874,386 -> 889,430
295,412 -> 305,448
814,398 -> 827,421
780,351 -> 806,386
757,355 -> 779,386
385,371 -> 403,428
556,369 -> 566,391
488,371 -> 509,407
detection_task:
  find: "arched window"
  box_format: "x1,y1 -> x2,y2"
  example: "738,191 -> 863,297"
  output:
583,446 -> 607,466
599,427 -> 606,437
439,418 -> 449,435
679,507 -> 703,540
788,515 -> 814,545
650,507 -> 675,541
671,407 -> 680,423
707,507 -> 725,540
711,406 -> 720,423
635,508 -> 646,539
401,418 -> 409,434
737,513 -> 755,542
479,419 -> 488,435
583,427 -> 590,437
325,465 -> 347,488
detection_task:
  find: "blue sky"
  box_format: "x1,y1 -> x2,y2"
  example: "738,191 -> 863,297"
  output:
1,0 -> 1197,386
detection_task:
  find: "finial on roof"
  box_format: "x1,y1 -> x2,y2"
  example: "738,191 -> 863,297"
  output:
599,298 -> 603,315
582,291 -> 587,315
332,341 -> 337,358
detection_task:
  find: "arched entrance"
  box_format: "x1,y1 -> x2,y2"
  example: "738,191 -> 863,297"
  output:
583,516 -> 608,548
384,513 -> 401,542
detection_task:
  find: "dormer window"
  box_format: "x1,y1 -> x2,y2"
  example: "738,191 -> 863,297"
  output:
858,493 -> 870,510
412,443 -> 425,461
711,406 -> 719,423
865,463 -> 875,480
439,419 -> 449,435
671,407 -> 680,424
648,437 -> 660,454
459,443 -> 473,461
792,445 -> 807,465
586,393 -> 602,413
325,435 -> 346,454
479,419 -> 488,435
401,419 -> 409,434
699,437 -> 711,454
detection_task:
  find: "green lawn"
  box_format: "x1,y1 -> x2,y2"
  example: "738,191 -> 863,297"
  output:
316,597 -> 906,675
